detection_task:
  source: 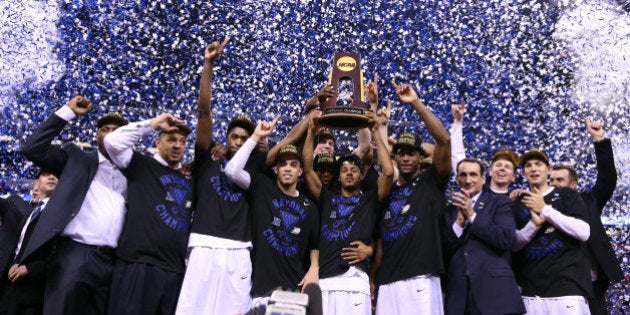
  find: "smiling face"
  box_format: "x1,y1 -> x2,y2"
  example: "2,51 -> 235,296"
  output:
395,147 -> 422,179
314,138 -> 335,155
456,161 -> 486,196
275,157 -> 303,188
489,157 -> 516,189
523,159 -> 552,188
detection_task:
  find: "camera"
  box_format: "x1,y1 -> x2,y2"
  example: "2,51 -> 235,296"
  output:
265,289 -> 309,315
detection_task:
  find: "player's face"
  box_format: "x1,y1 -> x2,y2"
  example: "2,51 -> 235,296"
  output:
226,127 -> 251,157
489,158 -> 516,187
456,162 -> 486,196
316,167 -> 335,187
97,123 -> 121,157
156,132 -> 187,167
314,138 -> 335,155
522,159 -> 551,187
395,147 -> 422,177
339,163 -> 361,192
550,169 -> 577,188
275,157 -> 303,186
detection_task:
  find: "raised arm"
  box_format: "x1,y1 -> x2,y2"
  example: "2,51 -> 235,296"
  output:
450,99 -> 466,175
392,81 -> 451,179
104,114 -> 184,169
265,110 -> 316,166
196,37 -> 230,150
586,118 -> 617,211
304,84 -> 335,114
373,109 -> 394,201
302,110 -> 323,201
21,96 -> 92,176
225,117 -> 279,190
353,73 -> 380,165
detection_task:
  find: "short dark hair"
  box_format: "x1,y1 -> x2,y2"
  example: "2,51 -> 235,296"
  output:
456,158 -> 485,175
552,165 -> 579,184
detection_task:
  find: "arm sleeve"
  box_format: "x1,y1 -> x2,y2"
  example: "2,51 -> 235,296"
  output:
103,119 -> 154,169
449,122 -> 465,175
452,221 -> 465,238
540,205 -> 590,241
224,139 -> 257,190
468,198 -> 516,251
513,221 -> 540,251
590,139 -> 617,211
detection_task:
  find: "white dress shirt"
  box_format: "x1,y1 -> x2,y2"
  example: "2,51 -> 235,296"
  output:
56,106 -> 128,247
14,198 -> 49,260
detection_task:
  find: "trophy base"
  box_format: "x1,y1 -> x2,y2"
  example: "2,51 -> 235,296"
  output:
317,107 -> 370,130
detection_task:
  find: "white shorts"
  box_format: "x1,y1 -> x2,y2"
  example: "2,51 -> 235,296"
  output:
175,246 -> 252,315
376,275 -> 443,315
319,267 -> 371,315
522,295 -> 590,315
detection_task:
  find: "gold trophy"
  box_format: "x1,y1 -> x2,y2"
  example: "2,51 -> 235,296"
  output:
317,52 -> 370,129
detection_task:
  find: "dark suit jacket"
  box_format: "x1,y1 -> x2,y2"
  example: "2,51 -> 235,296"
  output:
442,191 -> 526,315
583,139 -> 623,283
20,114 -> 100,262
0,195 -> 30,274
0,210 -> 50,307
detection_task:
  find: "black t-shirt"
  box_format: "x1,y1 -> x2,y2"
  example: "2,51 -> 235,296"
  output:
116,153 -> 194,274
191,145 -> 266,242
318,188 -> 379,279
250,174 -> 319,297
377,166 -> 448,285
512,186 -> 592,298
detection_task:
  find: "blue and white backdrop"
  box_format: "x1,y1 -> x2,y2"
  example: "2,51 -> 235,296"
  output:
1,0 -> 628,312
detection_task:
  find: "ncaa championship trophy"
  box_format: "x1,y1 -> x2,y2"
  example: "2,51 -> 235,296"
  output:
317,52 -> 371,129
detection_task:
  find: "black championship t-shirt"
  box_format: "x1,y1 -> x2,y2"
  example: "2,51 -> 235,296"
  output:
377,166 -> 447,285
116,153 -> 193,274
513,187 -> 592,298
191,145 -> 266,242
318,188 -> 379,279
250,174 -> 319,297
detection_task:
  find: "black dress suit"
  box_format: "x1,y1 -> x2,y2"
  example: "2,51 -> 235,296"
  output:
20,114 -> 99,263
582,139 -> 623,315
20,112 -> 116,315
0,195 -> 30,277
442,191 -> 526,315
0,200 -> 52,314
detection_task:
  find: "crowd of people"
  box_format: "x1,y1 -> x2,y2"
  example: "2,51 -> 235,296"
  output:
0,38 -> 624,315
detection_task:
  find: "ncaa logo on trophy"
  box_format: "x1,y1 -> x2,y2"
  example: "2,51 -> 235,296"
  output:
317,52 -> 371,130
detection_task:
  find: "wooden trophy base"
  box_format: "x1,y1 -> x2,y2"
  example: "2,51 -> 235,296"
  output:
317,106 -> 370,130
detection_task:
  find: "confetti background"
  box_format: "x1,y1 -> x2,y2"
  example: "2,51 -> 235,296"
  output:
1,0 -> 629,311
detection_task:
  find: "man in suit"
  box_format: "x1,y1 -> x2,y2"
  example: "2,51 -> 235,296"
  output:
0,193 -> 32,287
549,118 -> 623,315
0,170 -> 58,315
442,158 -> 525,315
21,96 -> 128,315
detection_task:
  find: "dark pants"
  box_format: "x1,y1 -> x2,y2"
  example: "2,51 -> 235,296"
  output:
43,238 -> 115,315
589,278 -> 610,315
0,302 -> 42,315
107,260 -> 184,315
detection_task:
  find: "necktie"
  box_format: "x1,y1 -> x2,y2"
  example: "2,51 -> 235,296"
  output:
31,201 -> 44,219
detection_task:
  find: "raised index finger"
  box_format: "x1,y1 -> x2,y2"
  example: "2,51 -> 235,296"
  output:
221,36 -> 231,48
390,80 -> 399,89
